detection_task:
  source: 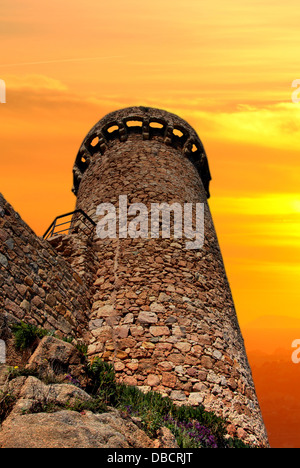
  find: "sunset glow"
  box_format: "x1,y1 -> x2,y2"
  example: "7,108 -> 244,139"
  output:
0,0 -> 299,447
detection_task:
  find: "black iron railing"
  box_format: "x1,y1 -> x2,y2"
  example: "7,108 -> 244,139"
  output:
43,209 -> 96,240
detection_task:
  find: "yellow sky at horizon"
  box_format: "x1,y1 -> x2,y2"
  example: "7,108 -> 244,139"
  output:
0,0 -> 299,349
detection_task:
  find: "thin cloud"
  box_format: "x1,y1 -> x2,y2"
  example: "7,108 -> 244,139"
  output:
186,102 -> 300,151
0,55 -> 126,68
7,74 -> 68,91
211,193 -> 300,216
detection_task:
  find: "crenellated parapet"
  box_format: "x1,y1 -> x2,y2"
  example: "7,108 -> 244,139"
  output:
72,106 -> 211,198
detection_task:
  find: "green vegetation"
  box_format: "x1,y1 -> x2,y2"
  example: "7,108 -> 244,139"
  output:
6,366 -> 39,381
11,322 -> 52,350
84,357 -> 252,448
11,322 -> 87,356
6,326 -> 253,448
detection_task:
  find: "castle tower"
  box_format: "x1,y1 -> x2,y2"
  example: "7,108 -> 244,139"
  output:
71,106 -> 268,447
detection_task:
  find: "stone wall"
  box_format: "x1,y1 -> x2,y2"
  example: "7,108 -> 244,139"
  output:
0,193 -> 91,363
47,233 -> 98,294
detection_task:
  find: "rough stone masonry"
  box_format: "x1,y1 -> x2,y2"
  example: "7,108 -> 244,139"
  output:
0,106 -> 269,447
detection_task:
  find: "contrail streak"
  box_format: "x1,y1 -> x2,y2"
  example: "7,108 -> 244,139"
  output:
0,55 -> 126,68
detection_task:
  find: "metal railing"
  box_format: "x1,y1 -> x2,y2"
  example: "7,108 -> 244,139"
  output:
43,209 -> 96,240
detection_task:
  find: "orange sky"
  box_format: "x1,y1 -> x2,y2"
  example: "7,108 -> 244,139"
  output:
0,0 -> 300,447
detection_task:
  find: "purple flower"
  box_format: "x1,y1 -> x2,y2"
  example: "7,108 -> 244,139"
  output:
163,415 -> 218,448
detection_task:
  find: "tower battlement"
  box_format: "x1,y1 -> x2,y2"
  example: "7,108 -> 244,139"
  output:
72,106 -> 211,198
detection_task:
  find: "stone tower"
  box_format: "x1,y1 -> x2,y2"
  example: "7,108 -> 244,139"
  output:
69,106 -> 268,447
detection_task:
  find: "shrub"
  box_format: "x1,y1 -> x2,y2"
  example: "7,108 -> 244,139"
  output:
75,343 -> 88,356
11,322 -> 50,350
116,385 -> 172,436
85,357 -> 117,403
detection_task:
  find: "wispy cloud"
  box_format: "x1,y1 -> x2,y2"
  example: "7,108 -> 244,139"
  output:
185,102 -> 300,151
6,74 -> 68,91
211,193 -> 300,217
0,55 -> 126,68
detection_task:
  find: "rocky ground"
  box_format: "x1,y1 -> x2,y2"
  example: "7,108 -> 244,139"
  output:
0,336 -> 178,449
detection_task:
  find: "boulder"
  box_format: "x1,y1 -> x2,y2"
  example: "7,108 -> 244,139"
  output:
0,410 -> 130,448
25,336 -> 86,385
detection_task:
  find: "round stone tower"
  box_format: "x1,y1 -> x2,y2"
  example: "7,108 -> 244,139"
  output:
71,106 -> 269,447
